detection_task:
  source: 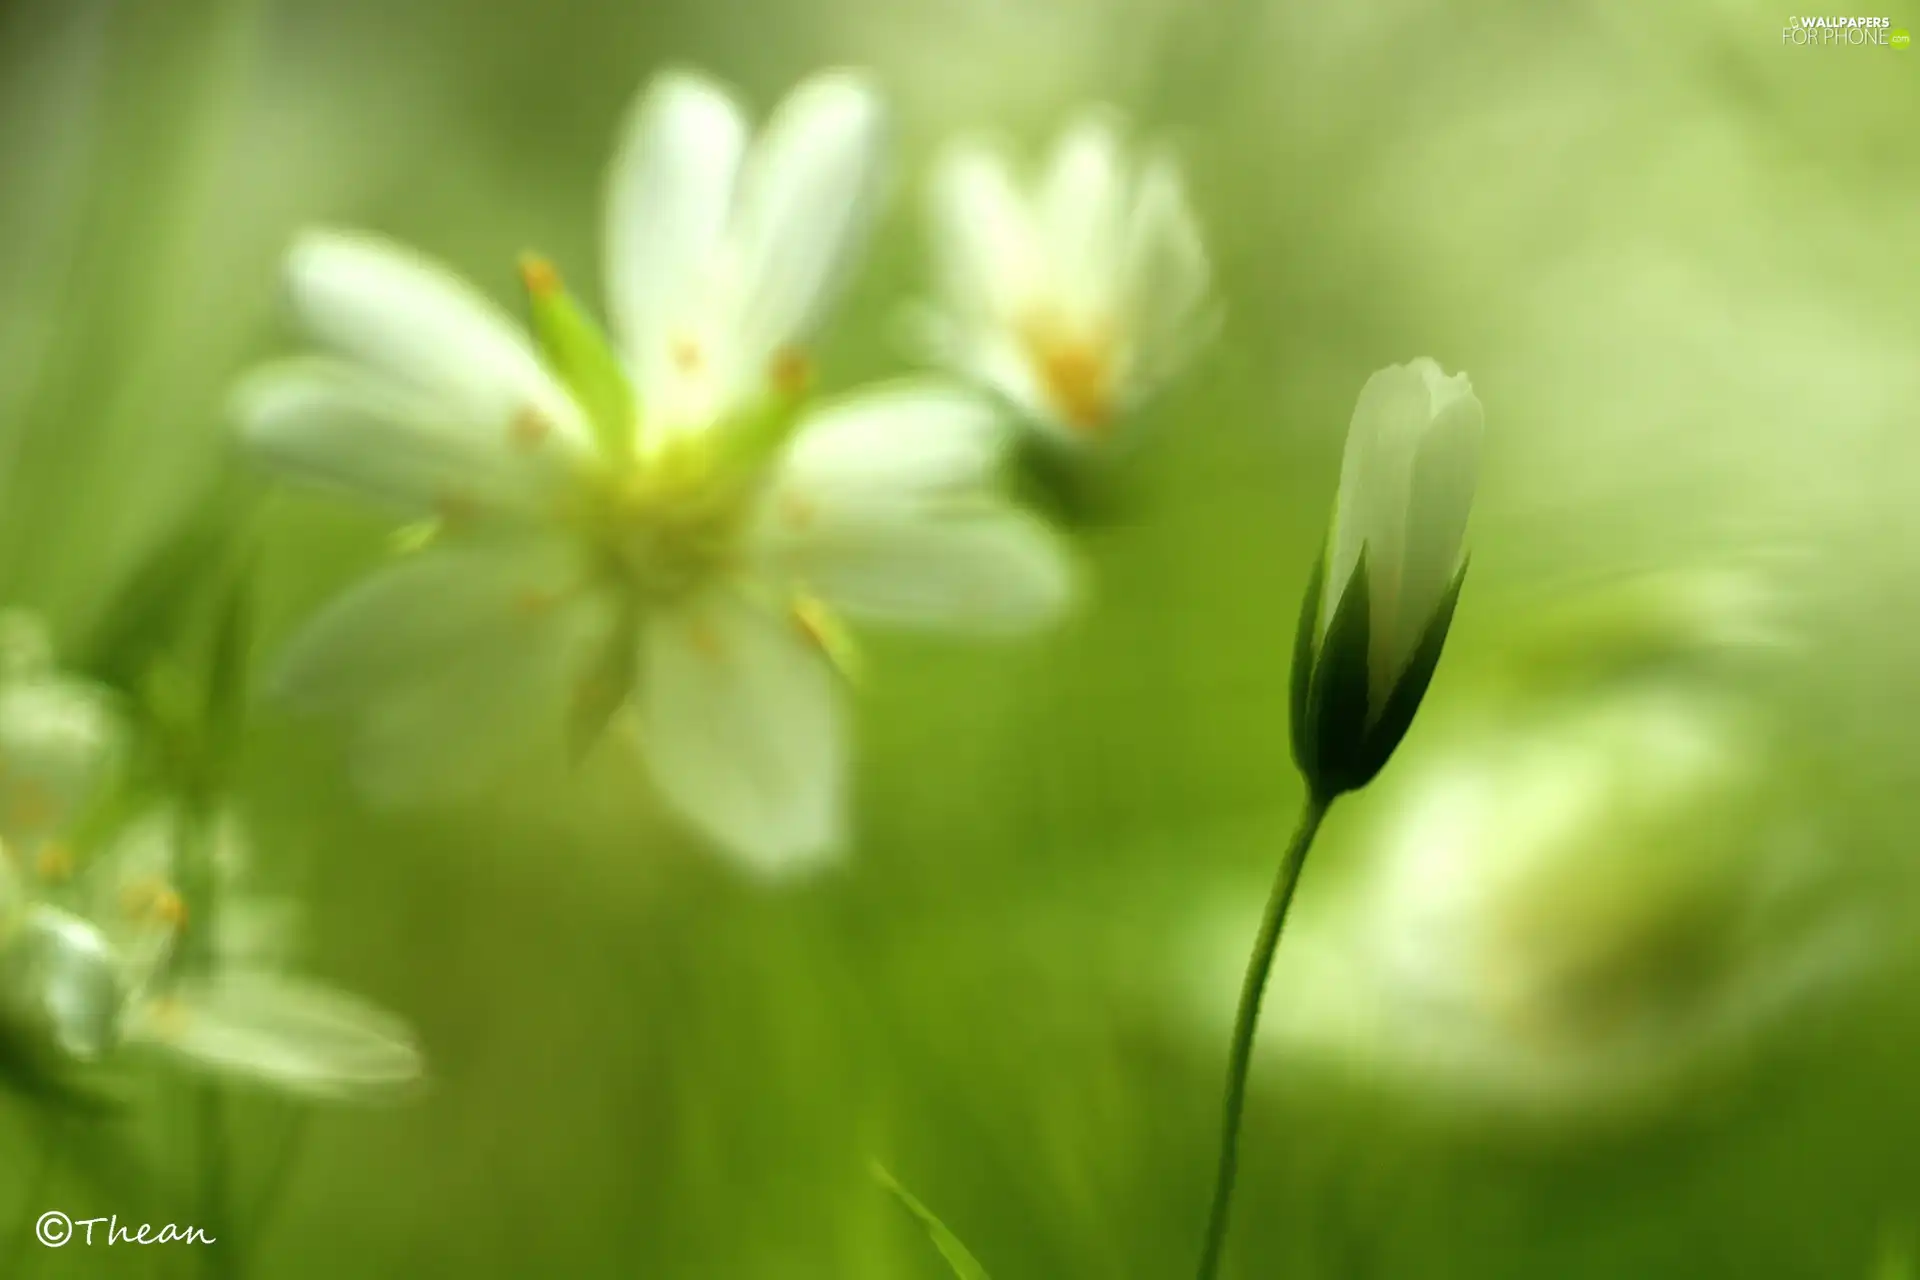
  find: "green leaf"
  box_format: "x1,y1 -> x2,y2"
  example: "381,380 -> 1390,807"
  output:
74,474 -> 259,697
872,1162 -> 993,1280
521,254 -> 637,462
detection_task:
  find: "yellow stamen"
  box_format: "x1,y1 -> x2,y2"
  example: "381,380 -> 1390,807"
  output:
509,407 -> 552,450
518,253 -> 562,298
152,888 -> 187,930
671,336 -> 705,375
1019,313 -> 1118,436
34,843 -> 71,883
769,347 -> 814,400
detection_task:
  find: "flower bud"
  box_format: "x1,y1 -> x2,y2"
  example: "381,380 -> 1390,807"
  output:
1292,359 -> 1482,798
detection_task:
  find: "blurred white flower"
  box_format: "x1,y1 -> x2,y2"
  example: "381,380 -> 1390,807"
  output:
1292,359 -> 1483,798
1,804 -> 423,1103
915,110 -> 1213,448
0,619 -> 420,1102
236,69 -> 1072,874
1203,686 -> 1868,1121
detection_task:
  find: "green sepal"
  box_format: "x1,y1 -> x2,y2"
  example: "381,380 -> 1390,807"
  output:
715,390 -> 809,477
521,256 -> 637,463
1349,559 -> 1468,792
0,1015 -> 131,1114
1288,553 -> 1326,781
873,1162 -> 992,1280
566,598 -> 642,765
1301,551 -> 1374,797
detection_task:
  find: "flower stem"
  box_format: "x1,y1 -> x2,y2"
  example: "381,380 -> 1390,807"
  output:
1194,792 -> 1332,1280
174,800 -> 238,1280
2,1119 -> 62,1279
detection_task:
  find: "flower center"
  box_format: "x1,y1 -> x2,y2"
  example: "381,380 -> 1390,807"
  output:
1019,312 -> 1119,436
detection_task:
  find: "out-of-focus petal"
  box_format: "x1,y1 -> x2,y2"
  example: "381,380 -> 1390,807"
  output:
130,972 -> 423,1102
0,674 -> 125,857
272,538 -> 614,805
727,71 -> 888,388
760,383 -> 1072,632
605,71 -> 748,374
286,231 -> 588,447
927,141 -> 1040,324
234,359 -> 582,519
1039,111 -> 1129,320
777,509 -> 1072,635
776,381 -> 1008,505
1123,156 -> 1212,380
637,589 -> 844,875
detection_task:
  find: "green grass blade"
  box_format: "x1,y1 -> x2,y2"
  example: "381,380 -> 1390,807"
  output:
872,1162 -> 993,1280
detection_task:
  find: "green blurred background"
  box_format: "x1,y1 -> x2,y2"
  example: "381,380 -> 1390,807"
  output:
2,0 -> 1920,1274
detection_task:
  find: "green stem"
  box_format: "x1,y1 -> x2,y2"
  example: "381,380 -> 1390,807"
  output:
1194,792 -> 1332,1280
174,800 -> 238,1280
2,1118 -> 62,1279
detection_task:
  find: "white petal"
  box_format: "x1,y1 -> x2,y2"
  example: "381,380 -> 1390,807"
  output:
1124,155 -> 1212,381
1325,363 -> 1426,646
637,590 -> 844,875
927,140 -> 1041,325
605,71 -> 748,371
1040,111 -> 1129,319
1393,369 -> 1483,668
132,973 -> 423,1101
777,509 -> 1072,635
776,380 -> 1008,505
272,539 -> 614,805
287,230 -> 587,446
726,71 -> 888,389
761,383 -> 1073,632
234,359 -> 580,519
0,673 -> 125,855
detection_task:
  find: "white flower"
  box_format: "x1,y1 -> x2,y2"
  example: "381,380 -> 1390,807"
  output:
1216,689 -> 1869,1121
0,805 -> 423,1102
1292,359 -> 1483,797
235,69 -> 1073,874
916,110 -> 1213,447
0,627 -> 421,1103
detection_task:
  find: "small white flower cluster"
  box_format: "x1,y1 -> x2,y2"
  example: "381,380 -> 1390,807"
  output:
234,70 -> 1224,873
0,617 -> 420,1102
